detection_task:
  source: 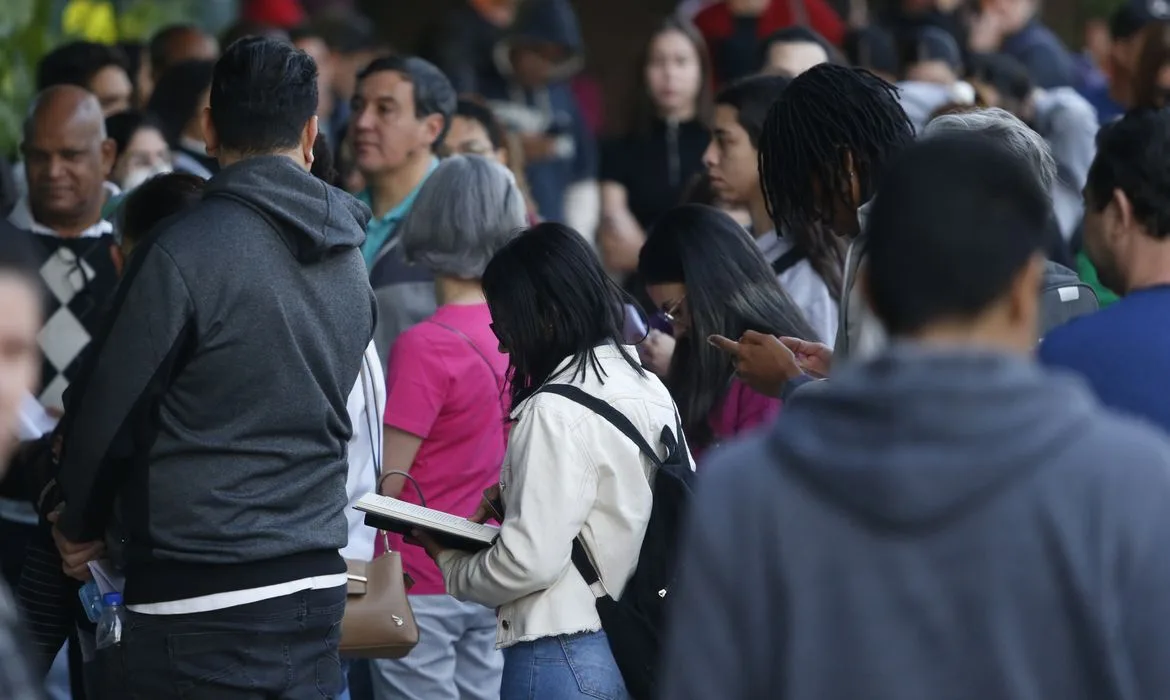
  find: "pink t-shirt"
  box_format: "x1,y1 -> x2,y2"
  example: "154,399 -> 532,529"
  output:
380,303 -> 509,594
698,379 -> 781,460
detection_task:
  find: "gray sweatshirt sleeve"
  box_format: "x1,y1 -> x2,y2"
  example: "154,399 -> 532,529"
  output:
57,244 -> 194,542
659,439 -> 779,700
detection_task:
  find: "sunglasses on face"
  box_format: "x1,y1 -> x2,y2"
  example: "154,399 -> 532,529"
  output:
649,297 -> 685,335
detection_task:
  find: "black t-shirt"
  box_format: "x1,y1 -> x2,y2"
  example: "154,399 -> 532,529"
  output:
600,118 -> 709,230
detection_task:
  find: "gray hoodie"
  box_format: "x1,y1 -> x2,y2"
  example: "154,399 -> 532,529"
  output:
662,346 -> 1170,700
57,155 -> 376,606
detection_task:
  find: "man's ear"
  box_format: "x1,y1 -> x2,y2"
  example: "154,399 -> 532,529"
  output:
109,244 -> 124,278
302,115 -> 319,170
423,114 -> 446,152
99,138 -> 116,179
1112,186 -> 1135,234
201,107 -> 218,157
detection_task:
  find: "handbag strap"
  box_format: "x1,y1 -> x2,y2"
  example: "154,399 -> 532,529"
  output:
427,320 -> 504,392
359,350 -> 428,552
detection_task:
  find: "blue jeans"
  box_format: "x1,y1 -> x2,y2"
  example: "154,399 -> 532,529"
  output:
500,631 -> 629,700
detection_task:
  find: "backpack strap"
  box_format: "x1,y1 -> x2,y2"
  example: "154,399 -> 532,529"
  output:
771,246 -> 806,277
535,384 -> 664,467
534,383 -> 680,597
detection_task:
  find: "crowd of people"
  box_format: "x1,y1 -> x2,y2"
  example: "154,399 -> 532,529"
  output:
2,0 -> 1170,697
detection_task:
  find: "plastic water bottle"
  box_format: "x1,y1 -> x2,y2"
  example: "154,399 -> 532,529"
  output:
95,592 -> 126,650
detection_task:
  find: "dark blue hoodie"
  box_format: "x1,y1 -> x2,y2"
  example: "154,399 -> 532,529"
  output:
478,0 -> 596,223
661,345 -> 1170,700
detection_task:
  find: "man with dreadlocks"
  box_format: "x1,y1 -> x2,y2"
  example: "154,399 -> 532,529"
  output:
711,63 -> 914,397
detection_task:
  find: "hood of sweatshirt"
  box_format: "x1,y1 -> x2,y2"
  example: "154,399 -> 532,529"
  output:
204,155 -> 371,262
774,344 -> 1097,529
494,0 -> 585,83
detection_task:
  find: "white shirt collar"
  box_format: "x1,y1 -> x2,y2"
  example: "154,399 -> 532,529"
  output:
8,181 -> 119,239
753,229 -> 793,264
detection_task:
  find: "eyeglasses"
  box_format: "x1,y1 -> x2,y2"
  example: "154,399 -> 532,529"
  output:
649,297 -> 685,335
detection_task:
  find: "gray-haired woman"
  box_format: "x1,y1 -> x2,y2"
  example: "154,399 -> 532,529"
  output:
370,155 -> 526,700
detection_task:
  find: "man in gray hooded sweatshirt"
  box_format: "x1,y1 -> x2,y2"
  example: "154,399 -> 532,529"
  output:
662,133 -> 1170,700
50,37 -> 375,697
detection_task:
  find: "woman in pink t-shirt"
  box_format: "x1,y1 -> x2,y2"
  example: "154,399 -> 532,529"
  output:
370,155 -> 528,699
637,203 -> 821,457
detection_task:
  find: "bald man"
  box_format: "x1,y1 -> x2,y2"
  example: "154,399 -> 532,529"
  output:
10,85 -> 120,406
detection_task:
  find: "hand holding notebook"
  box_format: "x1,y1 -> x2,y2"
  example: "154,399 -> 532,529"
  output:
355,493 -> 500,552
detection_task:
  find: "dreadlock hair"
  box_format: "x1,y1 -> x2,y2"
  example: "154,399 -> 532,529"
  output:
759,63 -> 914,243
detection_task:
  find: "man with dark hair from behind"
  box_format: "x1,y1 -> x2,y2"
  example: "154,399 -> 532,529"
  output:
48,37 -> 374,697
1040,108 -> 1170,433
350,54 -> 456,364
663,132 -> 1170,700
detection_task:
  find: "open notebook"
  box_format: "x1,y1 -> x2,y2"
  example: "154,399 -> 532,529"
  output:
355,493 -> 500,552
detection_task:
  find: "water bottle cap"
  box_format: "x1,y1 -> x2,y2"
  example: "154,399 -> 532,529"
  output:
102,592 -> 122,605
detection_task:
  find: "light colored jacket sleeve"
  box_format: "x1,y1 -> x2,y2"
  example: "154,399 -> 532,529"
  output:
438,403 -> 599,608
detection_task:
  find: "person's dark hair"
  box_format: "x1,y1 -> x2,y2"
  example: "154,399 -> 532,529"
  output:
455,96 -> 507,150
0,223 -> 40,287
632,16 -> 714,134
1110,3 -> 1156,41
105,111 -> 165,160
357,55 -> 457,151
638,204 -> 817,449
1132,21 -> 1170,108
1086,108 -> 1170,240
843,26 -> 899,77
759,26 -> 839,69
36,41 -> 129,91
116,172 -> 206,250
311,132 -> 341,187
146,59 -> 214,148
865,132 -> 1049,335
482,222 -> 643,412
966,52 -> 1033,112
116,40 -> 145,91
209,37 -> 318,154
898,26 -> 963,76
714,74 -> 791,148
148,24 -> 205,77
760,63 -> 914,236
313,11 -> 381,54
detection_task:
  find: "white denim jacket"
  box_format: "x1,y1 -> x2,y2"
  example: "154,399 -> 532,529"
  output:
438,344 -> 687,648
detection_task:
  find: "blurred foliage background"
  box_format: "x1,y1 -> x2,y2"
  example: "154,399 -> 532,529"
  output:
0,0 -> 202,157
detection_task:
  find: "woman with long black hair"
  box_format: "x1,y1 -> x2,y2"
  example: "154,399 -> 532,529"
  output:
424,223 -> 688,699
638,203 -> 817,456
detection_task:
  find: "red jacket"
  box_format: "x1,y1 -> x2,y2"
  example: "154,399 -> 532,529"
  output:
695,0 -> 845,84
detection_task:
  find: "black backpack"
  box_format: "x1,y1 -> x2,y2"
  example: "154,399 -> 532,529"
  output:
534,384 -> 695,700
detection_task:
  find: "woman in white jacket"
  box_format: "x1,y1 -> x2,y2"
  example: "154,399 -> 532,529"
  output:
416,223 -> 685,700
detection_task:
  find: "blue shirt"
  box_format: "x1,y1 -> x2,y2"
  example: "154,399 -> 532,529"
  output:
1039,286 -> 1170,432
357,157 -> 439,270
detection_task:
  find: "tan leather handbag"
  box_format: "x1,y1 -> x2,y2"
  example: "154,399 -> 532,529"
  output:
339,357 -> 420,658
340,533 -> 419,658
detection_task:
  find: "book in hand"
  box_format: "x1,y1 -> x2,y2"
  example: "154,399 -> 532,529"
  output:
355,493 -> 500,552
